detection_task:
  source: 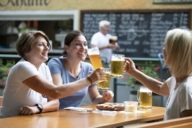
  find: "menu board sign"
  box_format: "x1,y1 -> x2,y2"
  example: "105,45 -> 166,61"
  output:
81,10 -> 190,58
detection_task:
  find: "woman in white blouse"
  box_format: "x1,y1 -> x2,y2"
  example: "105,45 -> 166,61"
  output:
1,31 -> 104,117
125,28 -> 192,120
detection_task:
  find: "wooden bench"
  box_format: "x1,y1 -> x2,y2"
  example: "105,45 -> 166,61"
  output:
140,116 -> 192,128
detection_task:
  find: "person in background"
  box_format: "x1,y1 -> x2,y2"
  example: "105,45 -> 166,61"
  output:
1,31 -> 104,117
48,30 -> 113,109
125,28 -> 192,120
91,20 -> 119,67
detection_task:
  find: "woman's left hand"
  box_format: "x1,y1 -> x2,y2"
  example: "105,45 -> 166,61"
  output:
102,90 -> 114,102
19,106 -> 38,115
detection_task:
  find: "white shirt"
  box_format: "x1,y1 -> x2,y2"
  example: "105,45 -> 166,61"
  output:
1,60 -> 52,117
165,76 -> 192,120
91,32 -> 112,63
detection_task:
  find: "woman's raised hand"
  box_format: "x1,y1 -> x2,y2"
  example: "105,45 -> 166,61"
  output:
88,68 -> 105,84
124,58 -> 137,76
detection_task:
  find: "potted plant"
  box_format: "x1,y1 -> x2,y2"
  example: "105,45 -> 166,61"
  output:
127,61 -> 160,94
0,61 -> 14,87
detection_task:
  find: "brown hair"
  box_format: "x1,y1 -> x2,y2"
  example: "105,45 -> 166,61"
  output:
16,30 -> 50,58
63,30 -> 83,55
64,30 -> 83,46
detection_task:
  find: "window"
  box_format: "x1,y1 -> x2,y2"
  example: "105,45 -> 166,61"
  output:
0,10 -> 79,50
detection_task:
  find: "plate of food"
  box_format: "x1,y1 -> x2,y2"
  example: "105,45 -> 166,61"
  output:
96,103 -> 125,111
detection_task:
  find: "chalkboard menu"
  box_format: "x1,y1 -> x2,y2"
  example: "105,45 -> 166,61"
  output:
81,10 -> 190,58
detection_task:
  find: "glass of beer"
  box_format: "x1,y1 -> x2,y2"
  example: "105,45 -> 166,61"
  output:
88,48 -> 111,89
97,68 -> 112,90
109,36 -> 118,44
137,86 -> 152,109
87,47 -> 103,69
111,54 -> 125,77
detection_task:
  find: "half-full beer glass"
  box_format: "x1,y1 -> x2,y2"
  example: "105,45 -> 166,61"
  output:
97,68 -> 111,90
87,47 -> 103,69
137,86 -> 152,109
111,54 -> 125,77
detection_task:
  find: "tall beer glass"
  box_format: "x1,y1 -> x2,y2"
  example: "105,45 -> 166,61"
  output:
111,54 -> 125,77
88,47 -> 111,89
137,86 -> 152,109
87,47 -> 103,69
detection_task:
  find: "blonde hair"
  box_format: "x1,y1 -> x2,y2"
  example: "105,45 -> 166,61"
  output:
164,28 -> 192,80
16,30 -> 50,58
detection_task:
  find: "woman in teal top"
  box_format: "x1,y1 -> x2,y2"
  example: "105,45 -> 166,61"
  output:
48,31 -> 113,109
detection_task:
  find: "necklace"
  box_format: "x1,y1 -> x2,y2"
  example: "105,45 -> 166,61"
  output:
63,59 -> 81,78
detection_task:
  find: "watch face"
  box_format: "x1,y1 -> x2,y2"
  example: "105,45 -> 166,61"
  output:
36,104 -> 43,113
38,104 -> 43,109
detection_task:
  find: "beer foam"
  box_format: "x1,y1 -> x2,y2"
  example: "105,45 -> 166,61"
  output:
87,48 -> 100,55
110,36 -> 118,40
140,87 -> 151,92
88,52 -> 99,55
111,55 -> 125,61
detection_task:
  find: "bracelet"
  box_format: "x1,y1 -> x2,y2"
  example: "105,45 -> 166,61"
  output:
86,76 -> 93,85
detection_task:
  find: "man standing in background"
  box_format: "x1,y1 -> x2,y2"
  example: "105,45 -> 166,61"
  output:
91,20 -> 119,67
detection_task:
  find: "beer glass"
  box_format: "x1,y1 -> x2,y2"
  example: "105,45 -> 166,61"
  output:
88,48 -> 111,89
111,54 -> 125,77
109,36 -> 118,44
137,86 -> 152,109
97,68 -> 111,90
87,47 -> 103,69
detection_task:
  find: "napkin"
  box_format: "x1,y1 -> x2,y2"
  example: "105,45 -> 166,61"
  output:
64,107 -> 93,112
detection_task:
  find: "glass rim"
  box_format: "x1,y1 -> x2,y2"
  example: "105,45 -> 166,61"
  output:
139,86 -> 152,92
111,54 -> 125,60
124,101 -> 138,104
87,47 -> 100,55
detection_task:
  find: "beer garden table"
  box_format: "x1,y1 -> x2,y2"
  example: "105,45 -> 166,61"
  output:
0,104 -> 165,128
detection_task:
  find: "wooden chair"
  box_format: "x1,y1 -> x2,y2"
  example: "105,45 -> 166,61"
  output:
0,96 -> 3,108
180,110 -> 192,117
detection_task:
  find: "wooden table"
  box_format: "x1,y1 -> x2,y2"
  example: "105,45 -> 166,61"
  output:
0,105 -> 165,128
